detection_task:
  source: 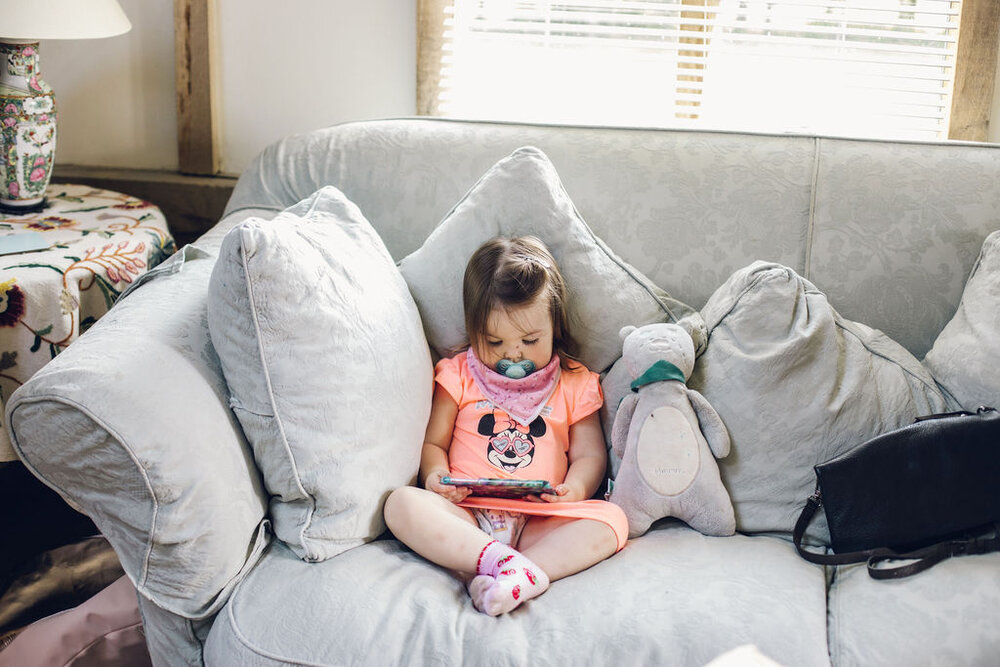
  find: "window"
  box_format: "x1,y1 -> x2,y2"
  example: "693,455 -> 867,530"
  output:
418,0 -> 999,141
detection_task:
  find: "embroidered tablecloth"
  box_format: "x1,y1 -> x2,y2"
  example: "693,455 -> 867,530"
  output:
0,184 -> 175,461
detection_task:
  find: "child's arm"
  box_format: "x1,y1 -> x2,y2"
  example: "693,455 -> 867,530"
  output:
540,411 -> 607,503
420,384 -> 471,504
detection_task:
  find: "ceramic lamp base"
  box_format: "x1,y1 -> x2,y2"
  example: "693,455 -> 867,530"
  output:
0,41 -> 57,209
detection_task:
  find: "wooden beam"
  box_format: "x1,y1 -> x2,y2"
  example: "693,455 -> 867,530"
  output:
175,0 -> 220,174
417,0 -> 449,116
949,0 -> 1000,141
675,0 -> 721,120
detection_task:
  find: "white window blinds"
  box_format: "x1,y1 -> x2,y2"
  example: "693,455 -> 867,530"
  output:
433,0 -> 963,140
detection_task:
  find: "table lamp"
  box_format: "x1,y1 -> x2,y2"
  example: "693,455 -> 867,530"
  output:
0,0 -> 131,212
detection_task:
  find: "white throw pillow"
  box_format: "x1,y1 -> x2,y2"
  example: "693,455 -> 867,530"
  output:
603,261 -> 950,543
397,146 -> 703,374
923,230 -> 1000,411
207,186 -> 433,562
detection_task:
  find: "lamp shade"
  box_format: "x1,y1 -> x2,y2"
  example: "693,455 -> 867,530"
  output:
0,0 -> 131,40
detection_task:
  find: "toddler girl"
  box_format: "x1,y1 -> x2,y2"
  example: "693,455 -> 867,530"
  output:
384,236 -> 628,616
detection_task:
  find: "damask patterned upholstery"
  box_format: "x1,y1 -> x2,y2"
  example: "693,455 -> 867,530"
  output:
809,139 -> 1000,357
225,120 -> 818,313
228,120 -> 999,361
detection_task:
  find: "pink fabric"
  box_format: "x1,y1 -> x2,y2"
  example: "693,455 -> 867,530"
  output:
435,353 -> 602,484
0,575 -> 150,667
470,540 -> 550,615
461,497 -> 630,551
465,347 -> 561,426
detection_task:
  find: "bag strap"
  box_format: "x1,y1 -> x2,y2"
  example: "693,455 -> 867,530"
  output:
867,526 -> 1000,579
913,409 -> 976,422
793,489 -> 893,566
793,488 -> 1000,579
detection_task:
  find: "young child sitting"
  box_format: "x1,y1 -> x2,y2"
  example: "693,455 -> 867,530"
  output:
384,235 -> 628,616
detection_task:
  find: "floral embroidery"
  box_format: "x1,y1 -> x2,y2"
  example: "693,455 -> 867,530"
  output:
0,278 -> 25,327
0,182 -> 174,405
26,216 -> 76,231
59,288 -> 77,315
80,241 -> 148,284
112,199 -> 152,211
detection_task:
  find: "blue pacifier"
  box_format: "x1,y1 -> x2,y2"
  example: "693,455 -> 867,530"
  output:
496,359 -> 536,379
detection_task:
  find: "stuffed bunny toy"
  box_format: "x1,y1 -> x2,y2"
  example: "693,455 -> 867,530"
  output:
609,323 -> 736,537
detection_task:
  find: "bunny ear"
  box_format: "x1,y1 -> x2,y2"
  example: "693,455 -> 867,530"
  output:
619,325 -> 637,340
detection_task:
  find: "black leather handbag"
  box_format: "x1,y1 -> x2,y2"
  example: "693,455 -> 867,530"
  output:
794,407 -> 1000,579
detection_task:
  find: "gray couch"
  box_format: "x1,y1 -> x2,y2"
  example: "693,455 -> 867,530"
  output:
7,118 -> 1000,666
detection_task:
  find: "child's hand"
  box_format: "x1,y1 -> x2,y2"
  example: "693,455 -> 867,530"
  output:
539,482 -> 585,503
425,470 -> 471,504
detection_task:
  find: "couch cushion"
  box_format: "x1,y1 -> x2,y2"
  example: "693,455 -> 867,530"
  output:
206,186 -> 433,563
6,250 -> 270,619
923,229 -> 1000,411
397,145 -> 703,373
808,139 -> 1000,358
828,552 -> 1000,665
604,262 -> 950,542
204,525 -> 830,666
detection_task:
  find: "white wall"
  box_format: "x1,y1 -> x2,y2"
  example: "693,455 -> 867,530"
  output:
42,0 -> 416,175
42,0 -> 177,171
217,0 -> 416,173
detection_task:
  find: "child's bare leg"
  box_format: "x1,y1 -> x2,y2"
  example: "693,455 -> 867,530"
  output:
517,517 -> 618,582
385,487 -> 550,615
383,486 -> 488,572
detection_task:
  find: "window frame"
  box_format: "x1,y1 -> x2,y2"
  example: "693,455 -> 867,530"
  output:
949,0 -> 1000,140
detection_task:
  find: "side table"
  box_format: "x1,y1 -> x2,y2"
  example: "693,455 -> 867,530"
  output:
0,184 -> 176,461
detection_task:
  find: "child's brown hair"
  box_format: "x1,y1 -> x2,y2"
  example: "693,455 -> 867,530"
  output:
463,236 -> 581,369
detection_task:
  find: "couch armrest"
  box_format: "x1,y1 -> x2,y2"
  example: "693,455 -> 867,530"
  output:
6,249 -> 269,619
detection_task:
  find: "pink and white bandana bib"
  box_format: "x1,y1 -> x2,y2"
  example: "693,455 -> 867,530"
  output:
465,347 -> 561,426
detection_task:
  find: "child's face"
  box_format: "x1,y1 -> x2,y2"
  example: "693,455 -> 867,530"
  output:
476,297 -> 554,373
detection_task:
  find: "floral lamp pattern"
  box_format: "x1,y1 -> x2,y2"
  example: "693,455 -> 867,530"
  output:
0,184 -> 175,460
0,42 -> 57,208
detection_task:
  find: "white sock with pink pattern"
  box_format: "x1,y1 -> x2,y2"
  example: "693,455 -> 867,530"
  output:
469,540 -> 549,616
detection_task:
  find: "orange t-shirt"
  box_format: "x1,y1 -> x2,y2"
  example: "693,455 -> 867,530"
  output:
434,353 -> 629,550
435,353 -> 603,484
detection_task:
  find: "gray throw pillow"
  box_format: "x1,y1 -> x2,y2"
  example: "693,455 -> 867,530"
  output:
207,186 -> 433,562
923,230 -> 1000,411
397,146 -> 704,374
606,261 -> 951,543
